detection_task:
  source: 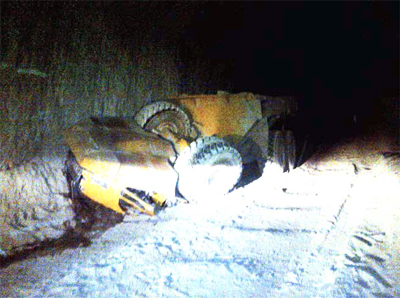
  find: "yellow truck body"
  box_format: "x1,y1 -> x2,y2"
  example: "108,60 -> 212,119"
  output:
65,118 -> 177,215
172,92 -> 262,143
64,92 -> 295,215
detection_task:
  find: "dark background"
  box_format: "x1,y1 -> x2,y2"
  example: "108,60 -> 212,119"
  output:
119,1 -> 399,143
178,1 -> 399,139
184,2 -> 398,98
2,1 -> 399,143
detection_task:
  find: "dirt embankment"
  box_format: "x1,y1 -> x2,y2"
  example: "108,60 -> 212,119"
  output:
0,137 -> 127,261
0,148 -> 74,257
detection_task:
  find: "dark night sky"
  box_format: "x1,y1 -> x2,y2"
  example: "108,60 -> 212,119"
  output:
174,1 -> 399,136
2,1 -> 399,133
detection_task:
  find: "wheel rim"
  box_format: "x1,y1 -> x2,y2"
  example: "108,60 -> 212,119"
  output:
145,110 -> 189,137
135,101 -> 193,140
175,137 -> 242,201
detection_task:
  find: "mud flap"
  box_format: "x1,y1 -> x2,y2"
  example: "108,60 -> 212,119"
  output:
237,117 -> 270,173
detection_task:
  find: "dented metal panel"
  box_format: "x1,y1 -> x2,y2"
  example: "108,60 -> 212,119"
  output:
64,118 -> 178,214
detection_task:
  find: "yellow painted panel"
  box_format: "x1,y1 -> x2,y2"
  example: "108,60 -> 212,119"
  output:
79,151 -> 121,180
80,169 -> 125,214
172,93 -> 262,142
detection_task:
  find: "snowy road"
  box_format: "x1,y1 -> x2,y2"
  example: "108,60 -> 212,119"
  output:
1,153 -> 399,297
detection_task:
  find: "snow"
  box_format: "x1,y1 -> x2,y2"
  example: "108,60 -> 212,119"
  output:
0,139 -> 399,297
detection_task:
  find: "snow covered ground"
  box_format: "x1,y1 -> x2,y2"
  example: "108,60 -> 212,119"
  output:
0,136 -> 399,297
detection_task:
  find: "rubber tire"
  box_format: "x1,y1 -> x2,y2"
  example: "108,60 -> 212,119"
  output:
135,101 -> 194,139
174,136 -> 243,201
268,130 -> 296,172
285,130 -> 296,171
272,130 -> 286,171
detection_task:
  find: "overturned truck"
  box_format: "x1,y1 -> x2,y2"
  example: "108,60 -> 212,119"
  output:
64,92 -> 297,216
